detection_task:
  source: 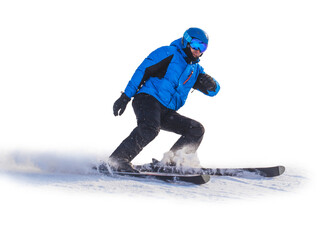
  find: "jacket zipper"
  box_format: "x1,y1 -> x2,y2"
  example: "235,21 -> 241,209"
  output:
183,71 -> 193,85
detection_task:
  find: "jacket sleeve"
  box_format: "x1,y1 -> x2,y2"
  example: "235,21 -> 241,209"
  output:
193,67 -> 220,97
124,48 -> 173,98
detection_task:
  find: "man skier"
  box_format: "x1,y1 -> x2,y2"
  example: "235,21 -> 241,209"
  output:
102,27 -> 220,173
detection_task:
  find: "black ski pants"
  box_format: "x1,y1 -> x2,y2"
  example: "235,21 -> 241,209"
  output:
110,93 -> 205,162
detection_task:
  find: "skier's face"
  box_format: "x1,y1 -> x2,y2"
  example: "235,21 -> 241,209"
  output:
190,47 -> 202,58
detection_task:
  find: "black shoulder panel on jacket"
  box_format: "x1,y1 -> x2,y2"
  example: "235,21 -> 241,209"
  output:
137,55 -> 174,92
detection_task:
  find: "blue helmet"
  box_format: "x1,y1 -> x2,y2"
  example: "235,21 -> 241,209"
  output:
182,27 -> 209,49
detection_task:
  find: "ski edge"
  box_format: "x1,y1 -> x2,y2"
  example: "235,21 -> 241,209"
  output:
113,171 -> 210,185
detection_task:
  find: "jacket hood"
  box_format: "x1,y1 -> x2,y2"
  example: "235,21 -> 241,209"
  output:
170,38 -> 200,64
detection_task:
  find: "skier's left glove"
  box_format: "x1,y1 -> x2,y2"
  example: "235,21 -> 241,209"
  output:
113,92 -> 130,116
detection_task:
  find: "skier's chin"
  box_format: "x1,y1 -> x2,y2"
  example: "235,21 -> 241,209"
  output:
192,55 -> 200,61
192,54 -> 201,59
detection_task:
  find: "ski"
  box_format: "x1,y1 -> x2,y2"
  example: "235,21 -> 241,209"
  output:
94,166 -> 210,185
134,159 -> 285,178
93,159 -> 284,185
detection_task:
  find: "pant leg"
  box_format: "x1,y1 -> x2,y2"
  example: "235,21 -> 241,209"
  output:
161,111 -> 205,153
110,94 -> 161,162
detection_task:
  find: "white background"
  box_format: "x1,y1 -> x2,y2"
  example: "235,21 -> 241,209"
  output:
1,0 -> 325,239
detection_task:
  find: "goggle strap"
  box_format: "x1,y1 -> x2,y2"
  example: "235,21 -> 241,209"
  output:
183,32 -> 192,44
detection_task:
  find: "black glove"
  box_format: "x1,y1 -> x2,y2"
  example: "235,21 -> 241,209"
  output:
193,73 -> 217,94
113,93 -> 131,116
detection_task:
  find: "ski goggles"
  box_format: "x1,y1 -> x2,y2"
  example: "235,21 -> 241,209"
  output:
189,38 -> 208,53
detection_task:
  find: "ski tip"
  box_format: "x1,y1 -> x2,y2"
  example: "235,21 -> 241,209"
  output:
201,174 -> 210,184
278,166 -> 286,175
185,174 -> 210,185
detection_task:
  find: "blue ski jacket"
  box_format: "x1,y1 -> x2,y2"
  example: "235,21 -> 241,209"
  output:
124,38 -> 220,111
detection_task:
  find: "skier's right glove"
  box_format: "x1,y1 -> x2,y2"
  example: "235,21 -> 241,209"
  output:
113,92 -> 131,116
193,73 -> 217,95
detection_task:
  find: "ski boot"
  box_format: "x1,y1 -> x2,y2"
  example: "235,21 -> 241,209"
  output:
98,158 -> 139,173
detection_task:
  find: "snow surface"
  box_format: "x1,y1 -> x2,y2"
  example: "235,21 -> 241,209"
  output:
0,150 -> 304,201
1,0 -> 326,240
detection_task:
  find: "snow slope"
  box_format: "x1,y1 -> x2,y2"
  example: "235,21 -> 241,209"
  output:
0,151 -> 304,201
